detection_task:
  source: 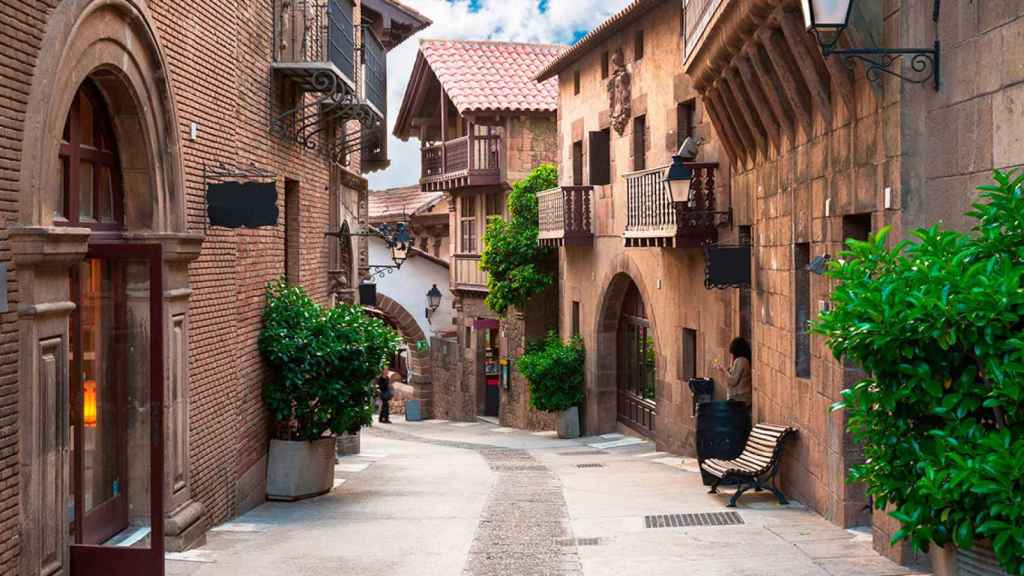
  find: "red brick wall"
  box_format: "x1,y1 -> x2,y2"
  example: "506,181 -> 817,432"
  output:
0,1 -> 367,571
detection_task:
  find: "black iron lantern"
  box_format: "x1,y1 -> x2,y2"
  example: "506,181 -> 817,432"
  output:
325,215 -> 415,282
664,147 -> 696,206
425,284 -> 442,319
801,0 -> 941,90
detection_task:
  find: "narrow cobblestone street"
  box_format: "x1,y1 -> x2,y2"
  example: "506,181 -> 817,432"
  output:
166,419 -> 925,576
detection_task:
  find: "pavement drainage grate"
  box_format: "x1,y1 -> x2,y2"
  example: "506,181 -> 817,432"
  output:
643,511 -> 744,529
490,464 -> 549,472
557,450 -> 607,456
557,537 -> 602,547
576,463 -> 605,468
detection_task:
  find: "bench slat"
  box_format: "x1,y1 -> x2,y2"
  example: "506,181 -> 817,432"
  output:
700,424 -> 795,481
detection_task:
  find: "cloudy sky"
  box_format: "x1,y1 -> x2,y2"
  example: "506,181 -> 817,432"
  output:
368,0 -> 632,191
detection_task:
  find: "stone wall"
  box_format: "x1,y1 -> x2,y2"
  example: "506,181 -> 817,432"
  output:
552,0 -> 737,454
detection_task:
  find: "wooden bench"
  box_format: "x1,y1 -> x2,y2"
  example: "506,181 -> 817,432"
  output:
701,424 -> 796,507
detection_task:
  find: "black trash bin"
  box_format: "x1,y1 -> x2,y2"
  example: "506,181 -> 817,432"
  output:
695,400 -> 752,486
688,378 -> 715,416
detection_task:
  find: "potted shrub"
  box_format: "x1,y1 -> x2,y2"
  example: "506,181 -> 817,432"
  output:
259,281 -> 398,500
813,171 -> 1024,576
518,332 -> 585,438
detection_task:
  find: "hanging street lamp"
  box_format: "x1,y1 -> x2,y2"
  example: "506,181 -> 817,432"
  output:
800,0 -> 940,90
425,284 -> 443,320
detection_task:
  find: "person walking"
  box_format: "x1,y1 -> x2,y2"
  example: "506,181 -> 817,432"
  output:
720,337 -> 752,407
377,372 -> 393,424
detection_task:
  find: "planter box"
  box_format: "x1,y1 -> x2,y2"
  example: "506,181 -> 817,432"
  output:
266,437 -> 335,501
929,542 -> 1009,576
557,406 -> 580,439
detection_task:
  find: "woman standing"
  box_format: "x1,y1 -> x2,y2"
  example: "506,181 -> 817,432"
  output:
721,337 -> 752,406
377,372 -> 393,424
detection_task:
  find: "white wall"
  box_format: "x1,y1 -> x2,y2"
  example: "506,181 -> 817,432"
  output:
368,236 -> 455,340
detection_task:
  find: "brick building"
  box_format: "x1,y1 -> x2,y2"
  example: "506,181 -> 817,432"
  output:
0,0 -> 426,574
393,39 -> 562,429
537,0 -> 1024,569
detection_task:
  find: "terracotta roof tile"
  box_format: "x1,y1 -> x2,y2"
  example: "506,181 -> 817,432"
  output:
368,185 -> 445,221
419,39 -> 565,114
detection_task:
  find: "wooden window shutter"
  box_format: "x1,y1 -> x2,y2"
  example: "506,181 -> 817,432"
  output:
572,141 -> 584,186
588,129 -> 611,186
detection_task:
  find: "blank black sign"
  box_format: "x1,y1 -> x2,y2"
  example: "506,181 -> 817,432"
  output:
207,181 -> 279,228
705,244 -> 751,288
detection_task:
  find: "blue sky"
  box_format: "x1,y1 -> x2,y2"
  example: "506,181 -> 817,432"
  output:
367,0 -> 631,191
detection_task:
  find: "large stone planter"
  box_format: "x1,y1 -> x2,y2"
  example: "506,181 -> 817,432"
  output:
266,437 -> 335,501
929,541 -> 1009,576
557,406 -> 580,439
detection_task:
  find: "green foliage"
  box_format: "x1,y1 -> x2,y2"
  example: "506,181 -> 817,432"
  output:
517,332 -> 585,413
812,171 -> 1024,574
259,281 -> 400,441
481,164 -> 558,314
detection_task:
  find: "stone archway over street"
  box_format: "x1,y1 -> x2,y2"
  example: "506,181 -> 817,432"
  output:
375,293 -> 433,412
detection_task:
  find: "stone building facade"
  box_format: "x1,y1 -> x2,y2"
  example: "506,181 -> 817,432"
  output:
394,40 -> 561,429
0,0 -> 426,574
538,0 -> 1024,568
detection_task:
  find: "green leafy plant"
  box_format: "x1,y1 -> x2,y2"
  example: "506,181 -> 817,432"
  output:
812,171 -> 1024,575
518,332 -> 585,413
259,281 -> 400,441
481,163 -> 558,314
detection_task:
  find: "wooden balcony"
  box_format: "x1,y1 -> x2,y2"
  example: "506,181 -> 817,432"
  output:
623,163 -> 728,249
537,186 -> 594,247
420,133 -> 501,192
683,0 -> 724,64
452,253 -> 489,292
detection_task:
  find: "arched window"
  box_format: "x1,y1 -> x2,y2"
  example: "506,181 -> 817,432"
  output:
57,80 -> 123,228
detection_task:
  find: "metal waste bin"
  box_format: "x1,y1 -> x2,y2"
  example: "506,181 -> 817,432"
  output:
688,377 -> 715,416
695,400 -> 752,486
404,399 -> 422,422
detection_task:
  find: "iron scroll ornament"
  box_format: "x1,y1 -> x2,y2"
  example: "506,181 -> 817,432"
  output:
325,219 -> 414,283
831,45 -> 939,90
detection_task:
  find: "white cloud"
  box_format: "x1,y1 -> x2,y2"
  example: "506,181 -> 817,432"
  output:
368,0 -> 631,190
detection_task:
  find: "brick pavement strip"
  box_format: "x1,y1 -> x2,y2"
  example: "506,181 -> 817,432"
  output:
366,427 -> 583,576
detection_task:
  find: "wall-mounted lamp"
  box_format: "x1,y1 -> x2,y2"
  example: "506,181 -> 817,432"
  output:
664,138 -> 702,205
801,0 -> 940,90
808,254 -> 832,276
425,284 -> 442,320
326,218 -> 414,282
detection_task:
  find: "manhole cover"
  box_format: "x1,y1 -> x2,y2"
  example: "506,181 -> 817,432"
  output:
643,512 -> 744,528
556,537 -> 603,547
576,463 -> 605,468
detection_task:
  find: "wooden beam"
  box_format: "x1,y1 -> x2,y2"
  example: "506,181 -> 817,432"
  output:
778,9 -> 832,130
711,86 -> 756,165
730,66 -> 779,153
758,27 -> 814,139
738,51 -> 789,146
722,75 -> 767,157
702,94 -> 741,167
825,34 -> 856,117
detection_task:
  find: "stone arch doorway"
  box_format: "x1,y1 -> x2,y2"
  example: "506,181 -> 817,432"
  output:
593,264 -> 660,438
374,293 -> 433,407
13,1 -> 201,574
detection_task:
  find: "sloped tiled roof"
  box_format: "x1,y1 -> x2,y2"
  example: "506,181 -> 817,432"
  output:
535,0 -> 663,81
368,185 -> 445,221
419,39 -> 565,114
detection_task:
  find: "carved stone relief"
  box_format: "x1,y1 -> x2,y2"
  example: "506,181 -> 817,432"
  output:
607,48 -> 632,136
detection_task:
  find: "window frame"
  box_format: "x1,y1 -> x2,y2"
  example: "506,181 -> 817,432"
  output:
633,115 -> 647,172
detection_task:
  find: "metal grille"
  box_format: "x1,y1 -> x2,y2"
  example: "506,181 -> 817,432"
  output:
490,464 -> 548,472
557,537 -> 602,547
557,450 -> 607,456
576,463 -> 605,469
643,512 -> 743,529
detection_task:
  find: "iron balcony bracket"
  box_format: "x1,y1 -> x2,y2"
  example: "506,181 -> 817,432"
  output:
828,43 -> 940,91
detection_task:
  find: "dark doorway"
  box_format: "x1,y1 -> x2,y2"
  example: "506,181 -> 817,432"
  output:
617,280 -> 656,436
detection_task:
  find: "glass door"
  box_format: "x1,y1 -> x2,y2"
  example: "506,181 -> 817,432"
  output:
69,243 -> 164,576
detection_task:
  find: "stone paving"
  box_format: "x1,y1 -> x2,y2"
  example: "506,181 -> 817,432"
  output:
166,418 -> 928,576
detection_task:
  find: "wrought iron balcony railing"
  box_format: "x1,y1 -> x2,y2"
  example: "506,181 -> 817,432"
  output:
420,131 -> 502,192
624,162 -> 728,248
537,186 -> 593,247
271,0 -> 385,167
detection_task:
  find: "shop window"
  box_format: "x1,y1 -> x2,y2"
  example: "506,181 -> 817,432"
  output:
794,243 -> 811,378
572,140 -> 584,186
588,129 -> 611,186
633,115 -> 647,172
677,100 -> 697,149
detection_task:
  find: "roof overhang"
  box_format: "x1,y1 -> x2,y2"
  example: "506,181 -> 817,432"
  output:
361,0 -> 432,50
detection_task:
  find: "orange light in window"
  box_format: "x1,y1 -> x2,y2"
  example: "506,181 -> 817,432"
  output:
83,380 -> 97,428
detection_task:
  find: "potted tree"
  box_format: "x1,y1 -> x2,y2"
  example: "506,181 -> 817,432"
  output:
813,171 -> 1024,576
259,281 -> 398,500
518,332 -> 585,438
